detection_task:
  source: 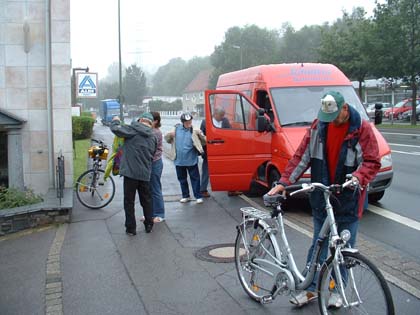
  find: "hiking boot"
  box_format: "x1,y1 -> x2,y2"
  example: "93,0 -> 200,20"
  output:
328,292 -> 343,308
144,223 -> 153,233
125,228 -> 136,236
196,198 -> 203,204
289,290 -> 317,307
201,191 -> 210,198
180,197 -> 191,203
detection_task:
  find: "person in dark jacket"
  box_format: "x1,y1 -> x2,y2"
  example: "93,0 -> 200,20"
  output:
110,112 -> 157,235
268,91 -> 381,308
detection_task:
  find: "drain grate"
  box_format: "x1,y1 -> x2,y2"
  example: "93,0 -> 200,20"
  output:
195,243 -> 242,263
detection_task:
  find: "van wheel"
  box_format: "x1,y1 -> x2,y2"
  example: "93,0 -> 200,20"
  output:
268,169 -> 280,189
368,191 -> 385,203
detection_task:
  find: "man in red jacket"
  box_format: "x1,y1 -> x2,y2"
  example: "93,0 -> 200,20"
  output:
268,91 -> 381,308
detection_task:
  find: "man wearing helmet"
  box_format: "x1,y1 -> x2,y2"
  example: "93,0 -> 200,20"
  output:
165,112 -> 206,204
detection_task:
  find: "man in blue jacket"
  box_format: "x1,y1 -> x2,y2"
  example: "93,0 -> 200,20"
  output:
110,112 -> 157,235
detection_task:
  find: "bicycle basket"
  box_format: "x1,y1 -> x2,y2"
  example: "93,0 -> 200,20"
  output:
99,148 -> 109,160
88,146 -> 109,160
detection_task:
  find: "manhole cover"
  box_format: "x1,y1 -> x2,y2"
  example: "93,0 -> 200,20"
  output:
195,243 -> 245,263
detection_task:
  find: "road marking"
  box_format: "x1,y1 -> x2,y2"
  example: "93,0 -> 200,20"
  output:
391,150 -> 420,155
381,132 -> 420,137
388,143 -> 420,148
367,205 -> 420,231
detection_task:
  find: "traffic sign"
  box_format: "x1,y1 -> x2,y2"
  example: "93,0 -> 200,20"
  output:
77,72 -> 98,98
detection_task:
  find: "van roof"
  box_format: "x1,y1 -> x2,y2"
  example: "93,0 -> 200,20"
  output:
217,63 -> 352,88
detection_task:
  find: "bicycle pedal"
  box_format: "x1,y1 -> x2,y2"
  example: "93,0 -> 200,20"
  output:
260,295 -> 273,304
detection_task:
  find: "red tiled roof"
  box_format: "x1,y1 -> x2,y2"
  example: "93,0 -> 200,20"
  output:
184,69 -> 212,93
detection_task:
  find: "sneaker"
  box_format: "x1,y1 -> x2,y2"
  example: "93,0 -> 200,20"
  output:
201,191 -> 210,198
289,290 -> 317,307
196,198 -> 203,204
180,197 -> 191,203
144,223 -> 153,233
153,217 -> 165,223
125,228 -> 136,236
328,292 -> 343,308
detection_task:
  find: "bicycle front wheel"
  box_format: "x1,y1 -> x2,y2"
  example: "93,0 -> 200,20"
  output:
318,251 -> 394,315
75,169 -> 115,209
234,219 -> 279,302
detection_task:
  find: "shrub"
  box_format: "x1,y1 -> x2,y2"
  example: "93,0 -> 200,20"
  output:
0,187 -> 43,210
72,116 -> 95,140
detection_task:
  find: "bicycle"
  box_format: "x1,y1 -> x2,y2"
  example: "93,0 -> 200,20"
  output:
75,139 -> 116,209
234,176 -> 394,314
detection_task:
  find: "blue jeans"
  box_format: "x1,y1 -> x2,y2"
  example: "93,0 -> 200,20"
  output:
200,155 -> 209,192
151,158 -> 165,218
176,164 -> 202,199
306,216 -> 359,292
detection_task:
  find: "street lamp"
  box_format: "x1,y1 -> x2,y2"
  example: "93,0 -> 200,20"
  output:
118,0 -> 124,119
232,45 -> 243,70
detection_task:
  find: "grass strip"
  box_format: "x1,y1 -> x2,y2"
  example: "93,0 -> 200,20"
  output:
73,139 -> 90,184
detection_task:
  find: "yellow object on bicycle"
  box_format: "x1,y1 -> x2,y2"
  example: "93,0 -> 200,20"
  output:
88,145 -> 109,160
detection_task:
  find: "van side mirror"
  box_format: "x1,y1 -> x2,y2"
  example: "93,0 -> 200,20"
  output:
256,108 -> 270,132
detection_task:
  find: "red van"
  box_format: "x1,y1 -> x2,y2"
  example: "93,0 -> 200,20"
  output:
204,63 -> 393,202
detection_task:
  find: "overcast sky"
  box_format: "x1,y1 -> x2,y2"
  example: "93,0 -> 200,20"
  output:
70,0 -> 378,78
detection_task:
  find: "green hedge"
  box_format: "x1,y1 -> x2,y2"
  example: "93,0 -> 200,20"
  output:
72,116 -> 95,140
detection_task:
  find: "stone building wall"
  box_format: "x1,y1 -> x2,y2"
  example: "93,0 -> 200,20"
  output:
0,0 -> 72,195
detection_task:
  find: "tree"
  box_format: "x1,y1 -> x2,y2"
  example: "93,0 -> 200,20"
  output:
209,25 -> 280,88
278,23 -> 324,63
123,64 -> 148,105
318,7 -> 375,99
372,0 -> 420,125
151,57 -> 210,96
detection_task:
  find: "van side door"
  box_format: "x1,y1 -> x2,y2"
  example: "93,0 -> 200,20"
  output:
204,90 -> 272,191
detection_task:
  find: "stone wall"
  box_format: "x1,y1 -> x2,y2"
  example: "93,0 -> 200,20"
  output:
0,0 -> 73,195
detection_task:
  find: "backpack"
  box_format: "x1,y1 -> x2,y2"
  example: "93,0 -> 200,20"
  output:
111,136 -> 124,176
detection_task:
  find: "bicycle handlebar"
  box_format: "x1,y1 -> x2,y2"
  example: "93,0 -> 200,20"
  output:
263,174 -> 360,209
91,139 -> 107,149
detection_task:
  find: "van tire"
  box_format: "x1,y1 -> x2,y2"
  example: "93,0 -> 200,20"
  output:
368,191 -> 385,203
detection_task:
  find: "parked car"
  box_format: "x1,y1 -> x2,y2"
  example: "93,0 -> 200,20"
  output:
402,102 -> 420,121
383,98 -> 419,120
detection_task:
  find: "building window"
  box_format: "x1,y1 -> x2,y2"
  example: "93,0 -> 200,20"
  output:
0,132 -> 8,187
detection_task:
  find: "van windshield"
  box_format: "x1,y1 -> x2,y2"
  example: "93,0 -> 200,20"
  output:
270,86 -> 368,126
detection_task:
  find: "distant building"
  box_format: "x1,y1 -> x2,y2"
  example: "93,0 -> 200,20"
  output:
182,69 -> 212,117
0,0 -> 72,194
352,78 -> 412,104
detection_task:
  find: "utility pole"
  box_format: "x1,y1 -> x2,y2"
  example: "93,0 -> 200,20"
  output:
118,0 -> 124,119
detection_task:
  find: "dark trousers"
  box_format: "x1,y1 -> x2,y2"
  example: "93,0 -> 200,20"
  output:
175,164 -> 202,199
123,176 -> 153,229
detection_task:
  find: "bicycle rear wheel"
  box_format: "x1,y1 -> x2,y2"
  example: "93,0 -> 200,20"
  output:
75,169 -> 115,209
318,251 -> 394,315
234,219 -> 279,302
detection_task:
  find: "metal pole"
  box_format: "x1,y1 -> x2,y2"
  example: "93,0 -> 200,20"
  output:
118,0 -> 123,119
240,48 -> 243,70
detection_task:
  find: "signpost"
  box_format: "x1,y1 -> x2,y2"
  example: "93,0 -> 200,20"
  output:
76,72 -> 98,98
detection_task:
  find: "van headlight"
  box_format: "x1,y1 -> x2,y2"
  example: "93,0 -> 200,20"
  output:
381,153 -> 392,169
